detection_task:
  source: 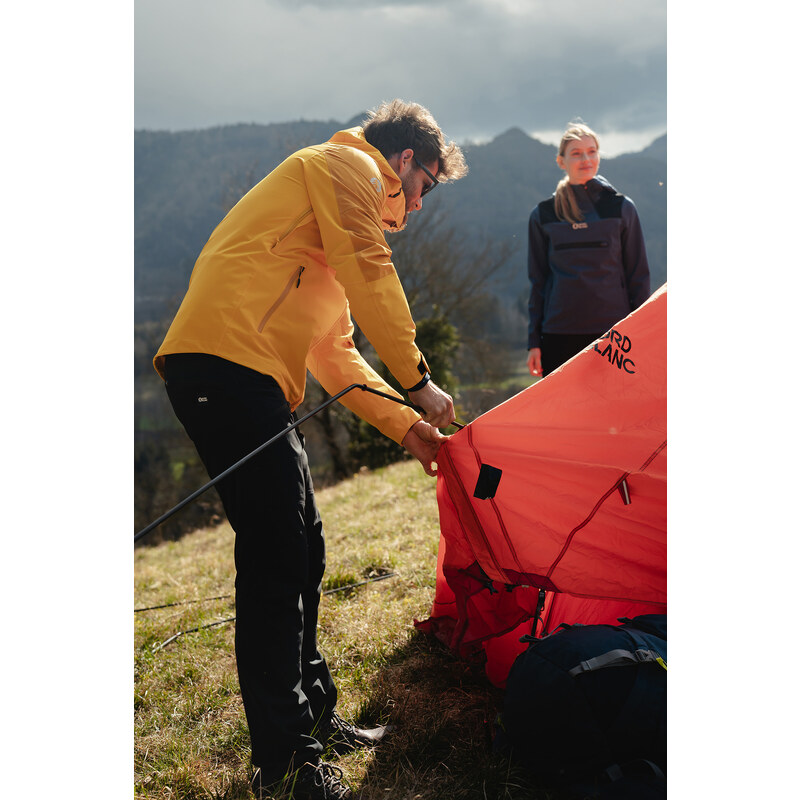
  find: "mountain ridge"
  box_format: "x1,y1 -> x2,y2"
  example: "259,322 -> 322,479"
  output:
134,119 -> 666,324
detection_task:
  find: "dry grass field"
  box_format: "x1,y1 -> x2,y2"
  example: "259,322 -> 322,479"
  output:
134,459 -> 552,799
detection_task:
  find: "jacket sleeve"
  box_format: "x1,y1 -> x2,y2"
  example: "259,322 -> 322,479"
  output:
303,149 -> 430,391
307,307 -> 421,445
527,206 -> 550,349
620,199 -> 652,310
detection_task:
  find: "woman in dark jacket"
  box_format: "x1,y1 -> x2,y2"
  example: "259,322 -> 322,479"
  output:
527,121 -> 651,377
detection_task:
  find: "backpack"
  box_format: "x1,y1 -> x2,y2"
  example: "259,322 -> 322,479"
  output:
495,614 -> 667,790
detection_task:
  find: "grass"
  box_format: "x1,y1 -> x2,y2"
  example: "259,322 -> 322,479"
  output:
134,459 -> 554,799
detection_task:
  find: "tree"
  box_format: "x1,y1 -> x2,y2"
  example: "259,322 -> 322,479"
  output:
388,207 -> 518,386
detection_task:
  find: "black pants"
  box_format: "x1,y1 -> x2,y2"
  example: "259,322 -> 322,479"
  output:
540,332 -> 603,376
163,354 -> 337,779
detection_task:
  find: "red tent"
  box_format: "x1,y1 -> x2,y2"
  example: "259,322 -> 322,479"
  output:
416,285 -> 667,687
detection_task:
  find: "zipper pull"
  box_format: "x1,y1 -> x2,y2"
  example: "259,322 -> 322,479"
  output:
296,265 -> 305,287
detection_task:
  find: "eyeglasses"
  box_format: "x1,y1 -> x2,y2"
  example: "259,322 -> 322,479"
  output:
414,157 -> 439,197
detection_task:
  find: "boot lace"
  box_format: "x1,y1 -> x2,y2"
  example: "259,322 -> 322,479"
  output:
312,761 -> 350,799
330,711 -> 359,741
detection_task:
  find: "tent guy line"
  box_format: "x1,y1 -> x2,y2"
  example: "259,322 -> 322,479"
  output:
134,594 -> 232,613
135,572 -> 398,613
148,573 -> 399,651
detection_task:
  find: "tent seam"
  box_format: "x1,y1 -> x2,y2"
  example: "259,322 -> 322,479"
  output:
546,440 -> 667,580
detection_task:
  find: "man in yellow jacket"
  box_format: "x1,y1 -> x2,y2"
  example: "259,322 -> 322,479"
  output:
154,99 -> 467,800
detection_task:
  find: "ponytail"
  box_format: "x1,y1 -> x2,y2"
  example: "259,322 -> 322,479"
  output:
554,175 -> 584,225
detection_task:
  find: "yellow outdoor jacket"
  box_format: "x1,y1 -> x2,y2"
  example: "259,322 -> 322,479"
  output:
154,127 -> 428,444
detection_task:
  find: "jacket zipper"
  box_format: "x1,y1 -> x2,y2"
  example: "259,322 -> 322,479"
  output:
257,265 -> 305,332
274,208 -> 312,247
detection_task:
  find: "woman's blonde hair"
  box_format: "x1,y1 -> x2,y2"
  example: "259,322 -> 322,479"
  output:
554,121 -> 599,224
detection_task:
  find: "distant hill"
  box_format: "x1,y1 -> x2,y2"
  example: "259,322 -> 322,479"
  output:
135,119 -> 667,325
635,133 -> 667,162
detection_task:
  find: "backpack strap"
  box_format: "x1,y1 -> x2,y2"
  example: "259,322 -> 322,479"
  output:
568,648 -> 667,676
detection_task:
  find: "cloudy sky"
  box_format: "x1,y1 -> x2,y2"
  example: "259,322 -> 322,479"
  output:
135,0 -> 666,156
4,7 -> 799,793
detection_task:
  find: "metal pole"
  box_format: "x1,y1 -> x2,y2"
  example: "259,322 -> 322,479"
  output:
134,383 -> 460,544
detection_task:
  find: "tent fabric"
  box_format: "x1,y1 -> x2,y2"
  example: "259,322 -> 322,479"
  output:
415,284 -> 667,687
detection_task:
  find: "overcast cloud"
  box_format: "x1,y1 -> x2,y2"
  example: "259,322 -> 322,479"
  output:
135,0 -> 666,155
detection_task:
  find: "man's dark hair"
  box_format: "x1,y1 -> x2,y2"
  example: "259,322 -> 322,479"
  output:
362,99 -> 467,182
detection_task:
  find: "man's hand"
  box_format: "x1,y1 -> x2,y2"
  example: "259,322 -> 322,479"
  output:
402,420 -> 450,477
527,348 -> 542,377
408,380 -> 455,429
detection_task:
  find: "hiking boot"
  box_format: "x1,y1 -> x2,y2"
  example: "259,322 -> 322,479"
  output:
251,760 -> 352,800
321,710 -> 391,755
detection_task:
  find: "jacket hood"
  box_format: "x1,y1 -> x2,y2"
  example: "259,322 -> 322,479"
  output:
587,174 -> 618,195
328,127 -> 407,231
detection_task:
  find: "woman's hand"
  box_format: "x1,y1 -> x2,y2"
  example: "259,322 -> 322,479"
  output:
527,348 -> 542,377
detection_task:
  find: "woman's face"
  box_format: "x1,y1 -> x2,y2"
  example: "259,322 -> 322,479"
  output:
557,135 -> 600,185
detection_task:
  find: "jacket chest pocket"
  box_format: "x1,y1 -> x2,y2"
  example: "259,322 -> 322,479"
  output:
553,240 -> 609,251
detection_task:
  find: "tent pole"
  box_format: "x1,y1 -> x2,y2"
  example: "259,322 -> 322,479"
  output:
135,384 -> 462,544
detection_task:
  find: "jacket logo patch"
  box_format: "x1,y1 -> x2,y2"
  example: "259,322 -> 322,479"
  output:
593,328 -> 636,374
370,177 -> 382,194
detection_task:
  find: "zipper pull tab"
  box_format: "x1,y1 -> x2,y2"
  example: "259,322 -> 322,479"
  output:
296,265 -> 305,287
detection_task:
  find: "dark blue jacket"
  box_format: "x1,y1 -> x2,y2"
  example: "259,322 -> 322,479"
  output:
527,175 -> 651,349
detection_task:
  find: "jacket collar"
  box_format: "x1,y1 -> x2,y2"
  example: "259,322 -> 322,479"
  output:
328,127 -> 406,231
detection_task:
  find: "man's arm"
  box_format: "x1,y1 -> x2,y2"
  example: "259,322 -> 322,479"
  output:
307,308 -> 423,446
308,312 -> 451,473
304,148 -> 432,392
